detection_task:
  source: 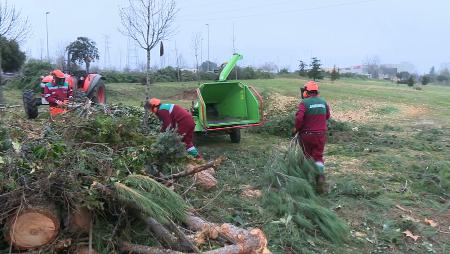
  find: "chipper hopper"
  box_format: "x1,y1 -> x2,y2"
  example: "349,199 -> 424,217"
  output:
192,53 -> 264,143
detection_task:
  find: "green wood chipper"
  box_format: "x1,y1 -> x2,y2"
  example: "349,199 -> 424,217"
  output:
192,53 -> 264,143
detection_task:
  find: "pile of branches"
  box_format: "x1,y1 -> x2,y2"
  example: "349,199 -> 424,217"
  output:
0,105 -> 270,253
262,140 -> 349,252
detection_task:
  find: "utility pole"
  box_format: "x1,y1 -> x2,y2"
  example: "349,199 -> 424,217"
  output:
232,23 -> 236,53
119,49 -> 122,71
206,23 -> 210,72
232,23 -> 237,80
39,39 -> 44,61
200,38 -> 203,70
45,11 -> 50,61
103,35 -> 111,70
174,41 -> 180,81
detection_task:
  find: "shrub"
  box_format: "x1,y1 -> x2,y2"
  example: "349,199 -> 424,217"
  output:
407,76 -> 415,87
10,59 -> 54,90
102,71 -> 145,84
421,75 -> 431,85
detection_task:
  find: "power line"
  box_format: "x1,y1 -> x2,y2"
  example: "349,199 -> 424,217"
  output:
180,0 -> 380,22
177,0 -> 294,19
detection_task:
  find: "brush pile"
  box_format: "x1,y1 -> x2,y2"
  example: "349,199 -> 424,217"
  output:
0,104 -> 270,253
262,140 -> 349,253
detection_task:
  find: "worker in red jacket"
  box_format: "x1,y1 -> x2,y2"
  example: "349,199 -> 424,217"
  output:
294,81 -> 331,194
145,98 -> 200,158
43,69 -> 70,117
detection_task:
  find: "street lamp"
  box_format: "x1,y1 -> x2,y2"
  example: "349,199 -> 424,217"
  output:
206,23 -> 210,72
45,11 -> 50,61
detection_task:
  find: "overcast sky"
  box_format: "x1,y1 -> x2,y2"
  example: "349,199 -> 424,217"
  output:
9,0 -> 450,73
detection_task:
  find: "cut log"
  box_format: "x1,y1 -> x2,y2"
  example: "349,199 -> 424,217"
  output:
68,206 -> 92,233
184,215 -> 271,254
146,217 -> 199,253
5,206 -> 60,250
120,241 -> 184,254
146,217 -> 180,250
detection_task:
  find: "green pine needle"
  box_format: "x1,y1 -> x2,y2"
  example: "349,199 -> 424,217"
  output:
116,174 -> 188,222
264,144 -> 349,244
114,182 -> 170,222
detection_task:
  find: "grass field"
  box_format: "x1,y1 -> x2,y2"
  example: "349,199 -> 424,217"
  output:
2,78 -> 449,253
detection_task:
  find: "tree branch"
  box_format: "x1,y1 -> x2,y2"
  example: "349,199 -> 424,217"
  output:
159,156 -> 226,180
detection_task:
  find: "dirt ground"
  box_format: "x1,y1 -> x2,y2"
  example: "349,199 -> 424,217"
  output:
166,89 -> 197,100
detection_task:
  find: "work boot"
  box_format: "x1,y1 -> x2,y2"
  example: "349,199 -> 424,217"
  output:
316,174 -> 327,195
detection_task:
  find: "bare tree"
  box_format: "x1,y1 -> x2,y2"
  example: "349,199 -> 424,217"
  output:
192,33 -> 201,82
119,0 -> 177,98
0,1 -> 30,42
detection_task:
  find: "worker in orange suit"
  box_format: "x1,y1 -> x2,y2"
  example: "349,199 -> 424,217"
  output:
43,70 -> 70,117
145,98 -> 201,158
293,81 -> 331,194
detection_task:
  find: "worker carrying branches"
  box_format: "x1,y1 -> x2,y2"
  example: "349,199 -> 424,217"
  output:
293,81 -> 331,194
43,69 -> 71,117
145,98 -> 201,159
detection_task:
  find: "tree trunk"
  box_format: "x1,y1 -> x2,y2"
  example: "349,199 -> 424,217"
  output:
120,241 -> 184,254
67,206 -> 92,233
0,82 -> 4,105
146,49 -> 151,98
184,215 -> 271,254
0,49 -> 4,105
146,217 -> 182,250
5,205 -> 60,250
143,48 -> 151,128
86,60 -> 91,74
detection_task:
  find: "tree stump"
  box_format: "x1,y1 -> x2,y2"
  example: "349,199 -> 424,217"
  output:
5,206 -> 60,250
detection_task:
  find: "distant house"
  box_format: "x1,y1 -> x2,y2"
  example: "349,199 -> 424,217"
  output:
180,68 -> 198,73
338,65 -> 366,75
379,65 -> 397,80
334,64 -> 398,80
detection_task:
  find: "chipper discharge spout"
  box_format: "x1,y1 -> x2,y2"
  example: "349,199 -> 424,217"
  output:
219,53 -> 243,81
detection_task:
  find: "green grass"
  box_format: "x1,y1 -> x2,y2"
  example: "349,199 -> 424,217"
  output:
3,77 -> 450,253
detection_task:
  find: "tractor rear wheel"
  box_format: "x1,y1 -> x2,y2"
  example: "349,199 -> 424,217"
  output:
230,128 -> 241,143
90,81 -> 106,104
23,90 -> 38,119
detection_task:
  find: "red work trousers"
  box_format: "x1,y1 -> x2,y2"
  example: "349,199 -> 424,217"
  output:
299,132 -> 327,163
177,121 -> 195,149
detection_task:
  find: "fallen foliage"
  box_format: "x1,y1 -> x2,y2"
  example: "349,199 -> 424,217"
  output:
0,105 -> 269,253
262,140 -> 349,251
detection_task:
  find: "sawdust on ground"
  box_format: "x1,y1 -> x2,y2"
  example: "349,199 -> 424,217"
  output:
264,93 -> 430,124
329,100 -> 429,124
264,93 -> 298,117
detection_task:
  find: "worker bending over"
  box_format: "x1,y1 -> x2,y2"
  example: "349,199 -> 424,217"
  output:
43,69 -> 70,117
294,81 -> 331,194
145,98 -> 201,158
